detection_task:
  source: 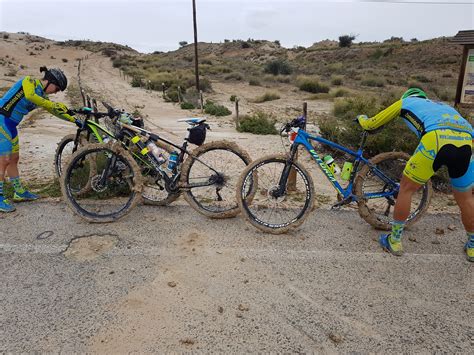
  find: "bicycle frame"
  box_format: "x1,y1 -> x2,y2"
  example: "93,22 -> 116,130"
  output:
117,123 -> 222,191
288,128 -> 401,203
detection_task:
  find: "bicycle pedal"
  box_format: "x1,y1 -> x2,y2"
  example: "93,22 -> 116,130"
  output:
330,197 -> 353,210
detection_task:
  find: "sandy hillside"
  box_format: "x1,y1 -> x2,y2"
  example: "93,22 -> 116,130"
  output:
0,32 -> 460,211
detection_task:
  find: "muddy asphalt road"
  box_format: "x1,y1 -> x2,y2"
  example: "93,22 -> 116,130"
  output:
0,199 -> 472,353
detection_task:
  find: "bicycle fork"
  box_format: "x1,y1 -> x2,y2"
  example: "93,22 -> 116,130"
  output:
273,144 -> 299,198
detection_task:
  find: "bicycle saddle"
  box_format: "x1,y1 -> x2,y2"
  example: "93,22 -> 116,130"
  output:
178,117 -> 207,125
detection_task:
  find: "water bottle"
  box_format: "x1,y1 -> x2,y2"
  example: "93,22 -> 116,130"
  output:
341,162 -> 353,181
146,141 -> 166,165
167,151 -> 179,171
323,155 -> 340,175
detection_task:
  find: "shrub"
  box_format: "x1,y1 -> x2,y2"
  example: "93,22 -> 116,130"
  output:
361,76 -> 385,87
264,59 -> 292,75
253,92 -> 280,103
322,95 -> 418,156
62,58 -> 68,63
179,41 -> 188,47
331,76 -> 343,86
338,35 -> 356,48
131,76 -> 143,87
249,79 -> 261,86
230,95 -> 237,102
331,88 -> 348,97
204,100 -> 231,116
224,72 -> 243,81
180,102 -> 195,110
237,112 -> 278,135
241,41 -> 251,48
3,34 -> 9,39
298,77 -> 330,93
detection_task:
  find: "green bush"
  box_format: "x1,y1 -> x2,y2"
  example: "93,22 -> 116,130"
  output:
230,95 -> 237,102
253,92 -> 280,103
204,100 -> 231,116
338,35 -> 356,48
237,112 -> 278,135
331,76 -> 343,86
131,76 -> 143,87
331,88 -> 348,97
224,72 -> 243,81
298,78 -> 330,93
320,95 -> 418,156
361,76 -> 385,87
180,102 -> 195,110
264,59 -> 292,75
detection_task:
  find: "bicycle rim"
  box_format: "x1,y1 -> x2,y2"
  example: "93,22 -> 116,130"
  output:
355,152 -> 432,230
182,141 -> 251,218
238,155 -> 314,234
62,143 -> 142,222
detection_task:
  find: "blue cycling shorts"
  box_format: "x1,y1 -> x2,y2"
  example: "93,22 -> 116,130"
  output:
0,115 -> 19,156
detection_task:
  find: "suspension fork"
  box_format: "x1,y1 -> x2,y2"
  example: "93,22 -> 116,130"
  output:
98,154 -> 117,186
274,143 -> 299,197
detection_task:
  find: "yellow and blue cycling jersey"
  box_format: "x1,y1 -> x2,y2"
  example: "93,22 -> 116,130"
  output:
0,76 -> 74,156
359,97 -> 473,191
359,97 -> 473,138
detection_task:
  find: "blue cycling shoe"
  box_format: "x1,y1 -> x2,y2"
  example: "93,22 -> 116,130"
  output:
464,242 -> 474,263
0,198 -> 16,212
379,233 -> 403,256
13,190 -> 39,202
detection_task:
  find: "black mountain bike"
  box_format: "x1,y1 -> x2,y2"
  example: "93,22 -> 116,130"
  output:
60,104 -> 252,222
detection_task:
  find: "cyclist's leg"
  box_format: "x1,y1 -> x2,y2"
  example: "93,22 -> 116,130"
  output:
380,132 -> 436,255
0,118 -> 15,212
4,130 -> 39,202
449,144 -> 473,261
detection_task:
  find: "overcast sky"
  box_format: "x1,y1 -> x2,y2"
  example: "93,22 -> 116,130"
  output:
0,0 -> 472,53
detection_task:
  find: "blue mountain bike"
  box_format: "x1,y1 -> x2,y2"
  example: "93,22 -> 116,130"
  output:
237,116 -> 432,234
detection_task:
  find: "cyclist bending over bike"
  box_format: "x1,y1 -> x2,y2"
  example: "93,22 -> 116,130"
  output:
357,88 -> 473,262
0,66 -> 79,212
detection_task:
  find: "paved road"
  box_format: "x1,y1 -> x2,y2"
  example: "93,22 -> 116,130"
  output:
0,199 -> 472,352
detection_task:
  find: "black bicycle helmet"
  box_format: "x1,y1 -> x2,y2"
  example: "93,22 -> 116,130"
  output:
40,66 -> 68,91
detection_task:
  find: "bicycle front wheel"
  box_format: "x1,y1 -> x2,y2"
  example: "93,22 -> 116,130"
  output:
354,151 -> 432,230
180,140 -> 252,218
237,155 -> 314,234
60,142 -> 143,223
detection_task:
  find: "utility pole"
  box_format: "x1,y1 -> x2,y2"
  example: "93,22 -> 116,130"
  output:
192,0 -> 200,91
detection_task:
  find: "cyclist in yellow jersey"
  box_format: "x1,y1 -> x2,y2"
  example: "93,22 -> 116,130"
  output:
0,66 -> 80,212
357,88 -> 474,262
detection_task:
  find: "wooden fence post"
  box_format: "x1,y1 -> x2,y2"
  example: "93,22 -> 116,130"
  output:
200,90 -> 204,113
288,102 -> 307,191
235,98 -> 240,129
162,83 -> 166,98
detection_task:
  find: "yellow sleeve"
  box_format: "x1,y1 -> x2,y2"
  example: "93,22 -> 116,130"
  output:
22,77 -> 75,123
359,100 -> 403,130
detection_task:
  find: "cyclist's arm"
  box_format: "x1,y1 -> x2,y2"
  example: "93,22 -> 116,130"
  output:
358,100 -> 402,130
22,77 -> 75,123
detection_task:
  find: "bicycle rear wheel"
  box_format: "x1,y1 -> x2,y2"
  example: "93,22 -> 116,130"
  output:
354,151 -> 432,230
60,142 -> 143,223
237,154 -> 314,234
180,140 -> 252,218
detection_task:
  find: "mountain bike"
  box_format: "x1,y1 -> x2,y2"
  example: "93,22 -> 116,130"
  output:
237,116 -> 432,234
60,104 -> 252,222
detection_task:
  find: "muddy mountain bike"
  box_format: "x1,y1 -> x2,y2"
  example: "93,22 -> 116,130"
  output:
60,104 -> 252,222
237,115 -> 432,234
54,107 -> 144,178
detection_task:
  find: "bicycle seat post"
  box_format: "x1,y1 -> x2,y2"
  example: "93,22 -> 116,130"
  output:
358,131 -> 369,151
